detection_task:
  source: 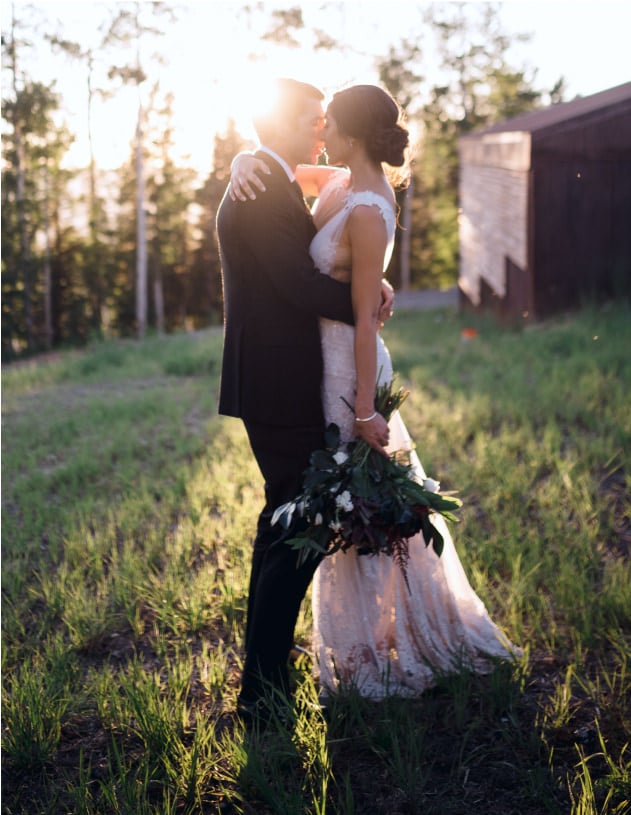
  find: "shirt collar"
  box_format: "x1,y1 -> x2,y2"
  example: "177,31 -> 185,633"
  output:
259,145 -> 295,182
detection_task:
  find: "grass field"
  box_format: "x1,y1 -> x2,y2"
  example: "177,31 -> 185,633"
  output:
2,303 -> 630,814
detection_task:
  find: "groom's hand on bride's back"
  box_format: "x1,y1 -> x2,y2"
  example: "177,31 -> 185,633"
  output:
378,279 -> 395,327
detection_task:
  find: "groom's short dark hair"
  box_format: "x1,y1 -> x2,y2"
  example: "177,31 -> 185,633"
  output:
253,78 -> 324,143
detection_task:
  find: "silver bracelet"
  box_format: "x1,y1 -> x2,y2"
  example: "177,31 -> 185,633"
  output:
354,411 -> 378,423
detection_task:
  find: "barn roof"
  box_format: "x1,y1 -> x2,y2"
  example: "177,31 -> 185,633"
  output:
464,81 -> 631,138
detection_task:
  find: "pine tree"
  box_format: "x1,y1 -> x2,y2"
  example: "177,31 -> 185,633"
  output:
145,89 -> 197,332
190,121 -> 254,324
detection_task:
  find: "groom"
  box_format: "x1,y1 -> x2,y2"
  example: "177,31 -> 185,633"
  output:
216,78 -> 391,723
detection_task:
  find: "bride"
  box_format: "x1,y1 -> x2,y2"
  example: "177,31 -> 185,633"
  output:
231,84 -> 519,699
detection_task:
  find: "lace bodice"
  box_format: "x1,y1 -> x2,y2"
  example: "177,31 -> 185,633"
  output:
310,173 -> 396,443
310,172 -> 396,280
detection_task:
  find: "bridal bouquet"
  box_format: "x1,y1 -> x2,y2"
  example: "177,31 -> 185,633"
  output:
272,380 -> 462,585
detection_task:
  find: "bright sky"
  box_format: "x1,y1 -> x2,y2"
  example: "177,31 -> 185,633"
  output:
6,0 -> 631,173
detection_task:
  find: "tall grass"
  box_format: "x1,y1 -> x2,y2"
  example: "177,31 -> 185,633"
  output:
2,307 -> 630,814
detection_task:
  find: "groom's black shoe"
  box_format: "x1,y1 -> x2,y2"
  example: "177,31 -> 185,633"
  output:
236,697 -> 293,732
236,698 -> 267,730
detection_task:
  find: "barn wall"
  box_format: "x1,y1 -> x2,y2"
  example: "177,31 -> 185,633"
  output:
530,102 -> 631,315
457,89 -> 631,321
458,157 -> 529,307
532,156 -> 631,316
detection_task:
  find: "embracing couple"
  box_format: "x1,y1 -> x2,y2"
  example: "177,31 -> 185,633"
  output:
216,78 -> 518,726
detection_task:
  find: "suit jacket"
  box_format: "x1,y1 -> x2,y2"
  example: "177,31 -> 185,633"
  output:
217,152 -> 354,428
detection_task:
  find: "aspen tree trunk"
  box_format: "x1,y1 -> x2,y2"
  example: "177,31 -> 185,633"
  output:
9,9 -> 33,349
399,175 -> 414,293
135,105 -> 147,338
86,52 -> 103,330
42,160 -> 53,349
154,272 -> 165,336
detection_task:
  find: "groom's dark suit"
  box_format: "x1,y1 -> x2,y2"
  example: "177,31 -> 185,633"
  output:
217,152 -> 354,707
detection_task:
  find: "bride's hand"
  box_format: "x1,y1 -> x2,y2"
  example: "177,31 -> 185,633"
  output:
229,153 -> 271,202
354,412 -> 390,458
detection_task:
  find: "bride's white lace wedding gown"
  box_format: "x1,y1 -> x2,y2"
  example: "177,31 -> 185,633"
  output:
310,173 -> 519,699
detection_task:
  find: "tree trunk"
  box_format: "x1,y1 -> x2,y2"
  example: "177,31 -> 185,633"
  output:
154,272 -> 165,336
9,11 -> 34,350
86,53 -> 103,331
399,176 -> 414,292
135,104 -> 147,338
42,160 -> 53,349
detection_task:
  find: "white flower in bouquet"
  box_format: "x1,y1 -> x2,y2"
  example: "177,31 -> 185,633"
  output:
335,490 -> 354,512
271,378 -> 463,589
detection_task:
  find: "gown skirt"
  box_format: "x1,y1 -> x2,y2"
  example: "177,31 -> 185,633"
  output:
309,179 -> 519,699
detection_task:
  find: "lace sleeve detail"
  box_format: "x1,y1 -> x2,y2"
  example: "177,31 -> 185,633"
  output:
347,191 -> 396,240
310,183 -> 397,277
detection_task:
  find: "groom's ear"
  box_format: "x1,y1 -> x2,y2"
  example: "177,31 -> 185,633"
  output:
275,118 -> 297,143
254,121 -> 288,150
256,116 -> 294,151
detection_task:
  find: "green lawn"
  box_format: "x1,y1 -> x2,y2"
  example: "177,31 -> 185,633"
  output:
2,304 -> 630,814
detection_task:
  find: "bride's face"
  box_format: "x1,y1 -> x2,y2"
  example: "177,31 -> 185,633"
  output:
323,111 -> 351,166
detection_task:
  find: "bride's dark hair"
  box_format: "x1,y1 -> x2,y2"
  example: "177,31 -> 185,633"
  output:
328,85 -> 410,179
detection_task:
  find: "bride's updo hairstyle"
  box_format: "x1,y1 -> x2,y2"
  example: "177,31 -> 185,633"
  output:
328,84 -> 410,179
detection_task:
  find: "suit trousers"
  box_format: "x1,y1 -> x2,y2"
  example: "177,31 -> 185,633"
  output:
240,420 -> 325,705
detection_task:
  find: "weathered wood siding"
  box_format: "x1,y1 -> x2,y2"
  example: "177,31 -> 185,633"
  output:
458,157 -> 529,307
530,101 -> 631,316
458,132 -> 530,316
532,157 -> 631,316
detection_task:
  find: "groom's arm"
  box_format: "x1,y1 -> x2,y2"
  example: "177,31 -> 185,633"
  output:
231,156 -> 346,201
242,174 -> 355,325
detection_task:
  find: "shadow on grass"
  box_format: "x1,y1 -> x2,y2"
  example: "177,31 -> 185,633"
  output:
214,660 -> 572,815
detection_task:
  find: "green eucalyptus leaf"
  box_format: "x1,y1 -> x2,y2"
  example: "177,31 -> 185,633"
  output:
324,423 -> 341,450
431,526 -> 444,557
311,450 -> 335,470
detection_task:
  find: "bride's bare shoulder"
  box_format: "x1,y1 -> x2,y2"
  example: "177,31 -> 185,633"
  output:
295,165 -> 350,198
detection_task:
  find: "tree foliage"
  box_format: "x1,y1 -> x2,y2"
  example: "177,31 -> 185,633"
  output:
378,2 -> 550,290
1,1 -> 561,359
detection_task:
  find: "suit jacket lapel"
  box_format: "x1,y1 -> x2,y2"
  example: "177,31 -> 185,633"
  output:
254,151 -> 316,240
290,179 -> 308,208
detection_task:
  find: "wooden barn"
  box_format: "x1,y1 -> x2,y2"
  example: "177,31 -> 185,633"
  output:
457,82 -> 631,321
